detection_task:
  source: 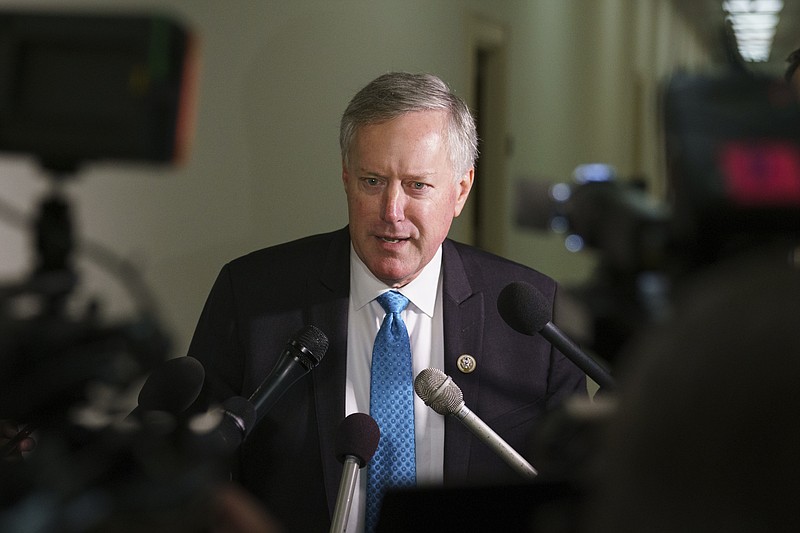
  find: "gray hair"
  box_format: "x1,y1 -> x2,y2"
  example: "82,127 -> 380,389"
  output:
339,72 -> 478,178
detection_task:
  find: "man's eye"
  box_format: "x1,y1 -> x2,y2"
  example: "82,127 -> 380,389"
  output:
411,182 -> 427,190
365,178 -> 380,186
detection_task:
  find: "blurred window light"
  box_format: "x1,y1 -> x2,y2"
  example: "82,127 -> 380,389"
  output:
723,0 -> 784,62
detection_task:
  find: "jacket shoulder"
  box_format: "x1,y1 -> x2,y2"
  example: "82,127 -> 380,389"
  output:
226,228 -> 347,277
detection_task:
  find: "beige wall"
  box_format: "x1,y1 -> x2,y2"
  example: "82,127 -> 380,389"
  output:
0,0 -> 716,358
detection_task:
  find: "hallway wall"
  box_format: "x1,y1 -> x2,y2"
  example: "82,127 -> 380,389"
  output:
0,0 -> 715,357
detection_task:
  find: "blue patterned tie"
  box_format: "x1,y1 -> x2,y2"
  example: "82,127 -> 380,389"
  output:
366,291 -> 416,533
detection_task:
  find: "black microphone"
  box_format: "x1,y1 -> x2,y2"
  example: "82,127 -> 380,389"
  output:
214,395 -> 256,452
497,281 -> 616,390
330,413 -> 380,533
127,355 -> 206,420
185,395 -> 257,457
414,367 -> 538,478
248,325 -> 329,425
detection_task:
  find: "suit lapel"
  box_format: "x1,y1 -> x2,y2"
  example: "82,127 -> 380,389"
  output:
307,228 -> 351,515
441,240 -> 484,485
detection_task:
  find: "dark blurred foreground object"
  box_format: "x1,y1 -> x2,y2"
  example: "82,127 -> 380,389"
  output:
514,71 -> 800,363
0,9 -> 228,532
664,72 -> 800,262
584,246 -> 800,532
0,9 -> 198,173
0,7 -> 198,423
376,480 -> 581,533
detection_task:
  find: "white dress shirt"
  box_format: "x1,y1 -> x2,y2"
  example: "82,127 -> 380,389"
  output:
344,244 -> 445,533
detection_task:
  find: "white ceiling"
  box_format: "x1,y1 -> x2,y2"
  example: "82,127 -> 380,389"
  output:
672,0 -> 800,76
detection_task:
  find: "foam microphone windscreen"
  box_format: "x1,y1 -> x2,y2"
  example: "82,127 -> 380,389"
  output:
334,413 -> 380,467
497,281 -> 552,336
138,356 -> 205,414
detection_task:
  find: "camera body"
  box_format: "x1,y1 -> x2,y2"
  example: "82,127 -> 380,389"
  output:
516,71 -> 800,360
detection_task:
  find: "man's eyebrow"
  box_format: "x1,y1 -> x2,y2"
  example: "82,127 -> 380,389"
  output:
357,168 -> 437,180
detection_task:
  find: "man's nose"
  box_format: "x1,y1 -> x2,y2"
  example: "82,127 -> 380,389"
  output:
381,183 -> 405,222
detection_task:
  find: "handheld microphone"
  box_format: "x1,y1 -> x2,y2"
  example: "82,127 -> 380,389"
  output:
414,367 -> 538,479
127,355 -> 206,420
497,281 -> 616,390
248,325 -> 329,426
215,395 -> 256,451
186,395 -> 256,457
330,413 -> 380,533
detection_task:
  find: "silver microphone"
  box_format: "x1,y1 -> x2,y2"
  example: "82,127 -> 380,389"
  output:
414,367 -> 538,478
329,413 -> 380,533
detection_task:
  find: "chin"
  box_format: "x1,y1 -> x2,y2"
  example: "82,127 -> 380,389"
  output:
371,265 -> 413,287
375,272 -> 408,287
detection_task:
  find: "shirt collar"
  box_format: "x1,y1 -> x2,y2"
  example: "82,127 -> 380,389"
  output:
350,245 -> 442,317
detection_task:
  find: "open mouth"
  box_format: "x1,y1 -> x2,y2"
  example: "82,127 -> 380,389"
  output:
379,236 -> 406,244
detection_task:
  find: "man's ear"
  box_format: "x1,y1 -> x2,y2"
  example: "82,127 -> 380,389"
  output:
341,160 -> 350,190
453,167 -> 475,217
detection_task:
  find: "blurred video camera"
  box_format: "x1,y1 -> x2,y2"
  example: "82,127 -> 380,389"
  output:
515,71 -> 800,360
0,6 -> 195,423
0,11 -> 231,533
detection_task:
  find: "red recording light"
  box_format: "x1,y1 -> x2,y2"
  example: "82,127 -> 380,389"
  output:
719,141 -> 800,206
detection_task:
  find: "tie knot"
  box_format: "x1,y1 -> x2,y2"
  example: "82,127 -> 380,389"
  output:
377,291 -> 409,314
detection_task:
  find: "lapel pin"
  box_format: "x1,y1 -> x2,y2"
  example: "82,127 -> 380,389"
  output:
456,354 -> 476,374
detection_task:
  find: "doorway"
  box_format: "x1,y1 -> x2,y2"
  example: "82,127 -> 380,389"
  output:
467,17 -> 509,255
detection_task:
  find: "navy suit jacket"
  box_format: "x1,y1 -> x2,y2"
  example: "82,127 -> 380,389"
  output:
188,227 -> 586,532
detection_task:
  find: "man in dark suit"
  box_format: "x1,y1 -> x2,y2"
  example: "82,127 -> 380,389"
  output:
188,72 -> 586,532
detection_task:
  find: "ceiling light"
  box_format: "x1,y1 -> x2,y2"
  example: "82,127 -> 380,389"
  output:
723,0 -> 784,62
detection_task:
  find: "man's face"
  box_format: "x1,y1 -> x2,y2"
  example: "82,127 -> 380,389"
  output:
342,110 -> 473,287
